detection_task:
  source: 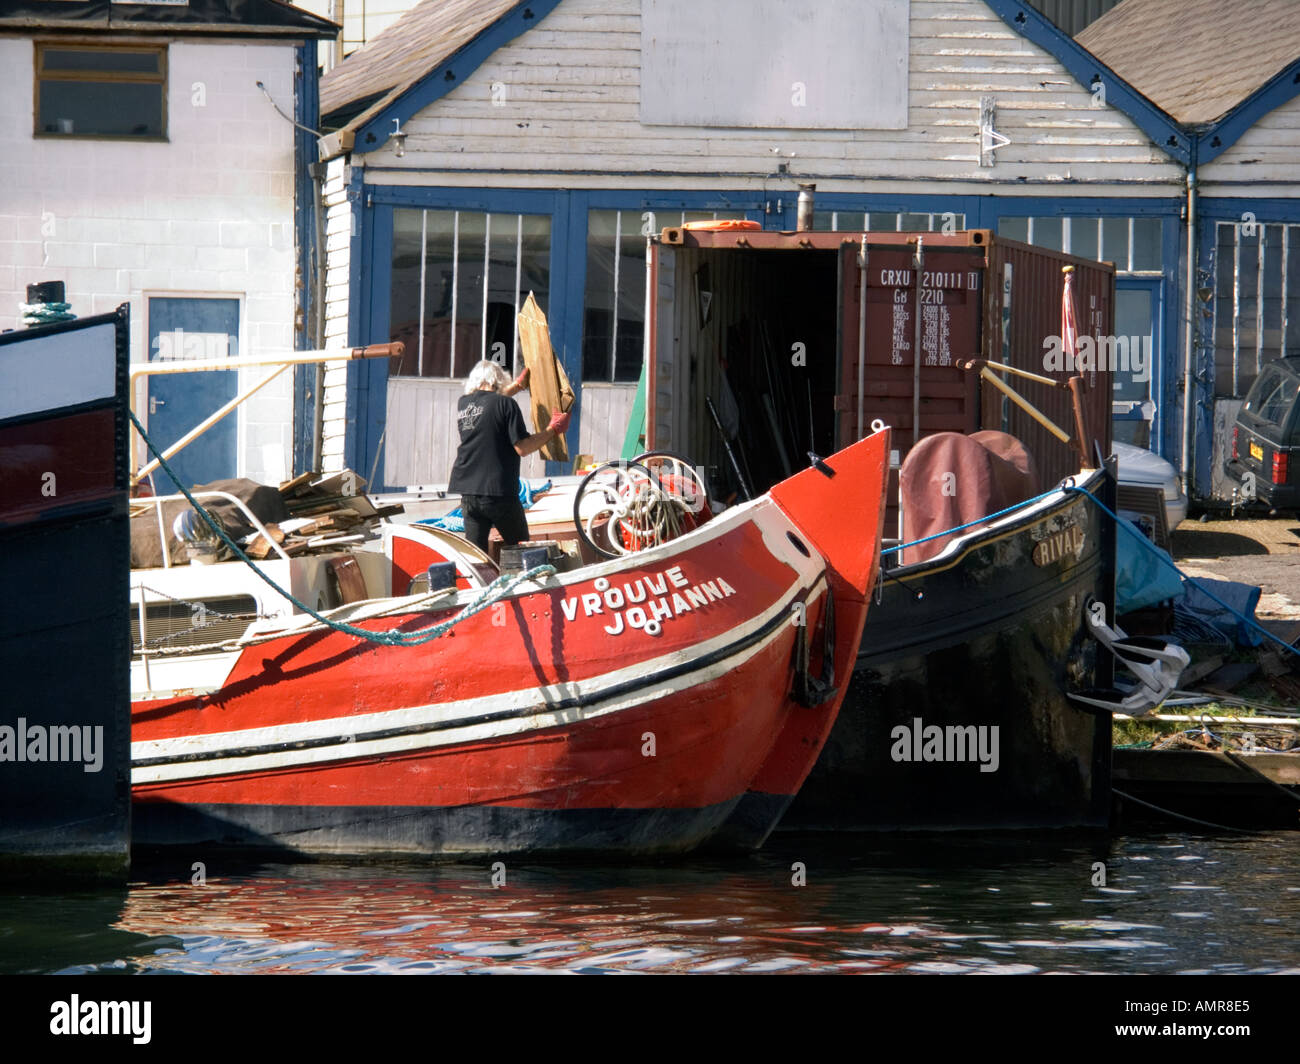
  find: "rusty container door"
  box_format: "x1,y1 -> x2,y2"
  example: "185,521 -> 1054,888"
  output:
982,235 -> 1115,490
837,240 -> 985,453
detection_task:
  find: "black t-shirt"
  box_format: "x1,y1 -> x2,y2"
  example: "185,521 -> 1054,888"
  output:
448,390 -> 530,496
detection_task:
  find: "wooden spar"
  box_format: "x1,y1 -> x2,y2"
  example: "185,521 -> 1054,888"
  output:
134,364 -> 290,484
977,367 -> 1072,444
128,342 -> 402,380
516,291 -> 574,461
128,342 -> 402,477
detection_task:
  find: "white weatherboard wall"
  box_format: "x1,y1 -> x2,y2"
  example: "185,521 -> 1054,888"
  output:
320,157 -> 352,474
358,0 -> 1185,194
0,38 -> 300,486
1201,94 -> 1300,198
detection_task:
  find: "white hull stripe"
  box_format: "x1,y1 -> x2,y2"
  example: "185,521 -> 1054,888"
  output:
132,579 -> 827,785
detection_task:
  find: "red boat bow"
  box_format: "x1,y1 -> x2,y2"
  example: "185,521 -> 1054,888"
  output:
131,431 -> 890,857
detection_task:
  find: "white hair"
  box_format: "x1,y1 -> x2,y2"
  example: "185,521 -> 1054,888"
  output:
464,359 -> 512,395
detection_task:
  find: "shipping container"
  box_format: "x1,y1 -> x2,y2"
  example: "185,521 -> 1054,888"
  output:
645,228 -> 1115,520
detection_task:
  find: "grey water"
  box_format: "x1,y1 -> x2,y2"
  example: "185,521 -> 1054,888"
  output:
2,830 -> 1297,975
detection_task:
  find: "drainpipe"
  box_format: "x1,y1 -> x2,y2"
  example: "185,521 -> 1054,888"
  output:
1181,165 -> 1197,493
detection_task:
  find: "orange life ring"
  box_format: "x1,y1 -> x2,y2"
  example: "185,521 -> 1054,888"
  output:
681,219 -> 761,232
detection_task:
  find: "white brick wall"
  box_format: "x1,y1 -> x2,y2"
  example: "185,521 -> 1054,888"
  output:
0,38 -> 303,486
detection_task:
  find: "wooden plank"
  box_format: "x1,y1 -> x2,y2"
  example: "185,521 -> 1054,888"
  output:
516,291 -> 574,462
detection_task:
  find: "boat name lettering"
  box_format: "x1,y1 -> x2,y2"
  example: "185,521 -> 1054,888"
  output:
559,567 -> 737,637
1032,524 -> 1085,567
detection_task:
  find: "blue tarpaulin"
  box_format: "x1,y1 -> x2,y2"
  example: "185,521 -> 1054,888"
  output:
417,479 -> 552,534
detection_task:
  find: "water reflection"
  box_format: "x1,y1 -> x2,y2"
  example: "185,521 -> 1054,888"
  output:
3,832 -> 1295,975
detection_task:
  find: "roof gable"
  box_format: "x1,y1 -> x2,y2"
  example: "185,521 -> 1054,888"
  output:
321,0 -> 528,125
1076,0 -> 1300,127
983,0 -> 1191,162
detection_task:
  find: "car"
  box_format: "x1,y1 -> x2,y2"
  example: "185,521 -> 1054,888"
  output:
1113,440 -> 1188,531
1224,356 -> 1300,511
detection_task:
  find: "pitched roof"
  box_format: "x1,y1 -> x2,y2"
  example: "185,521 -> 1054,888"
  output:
0,0 -> 337,38
320,0 -> 518,123
1076,0 -> 1300,125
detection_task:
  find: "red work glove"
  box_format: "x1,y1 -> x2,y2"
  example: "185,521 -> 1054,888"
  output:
547,410 -> 571,434
514,367 -> 530,391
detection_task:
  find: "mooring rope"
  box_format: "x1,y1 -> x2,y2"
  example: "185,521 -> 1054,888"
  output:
129,410 -> 555,647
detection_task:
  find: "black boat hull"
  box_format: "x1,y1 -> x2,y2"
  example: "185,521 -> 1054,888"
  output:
786,470 -> 1115,831
0,309 -> 132,879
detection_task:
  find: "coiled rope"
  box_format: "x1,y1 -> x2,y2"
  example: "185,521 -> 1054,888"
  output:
129,410 -> 555,647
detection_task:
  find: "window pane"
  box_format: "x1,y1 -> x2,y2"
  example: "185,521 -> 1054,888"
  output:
1287,226 -> 1300,357
1113,288 -> 1153,403
39,80 -> 163,136
897,212 -> 932,231
998,217 -> 1029,243
1213,222 -> 1237,396
389,209 -> 550,380
583,210 -> 648,383
1032,217 -> 1063,251
1238,227 -> 1260,394
1070,218 -> 1100,262
43,48 -> 161,74
869,212 -> 901,232
1101,217 -> 1129,269
1131,217 -> 1162,271
1262,224 -> 1285,366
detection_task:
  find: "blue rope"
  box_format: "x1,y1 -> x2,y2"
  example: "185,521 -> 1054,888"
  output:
1065,485 -> 1300,661
129,410 -> 554,647
881,486 -> 1065,556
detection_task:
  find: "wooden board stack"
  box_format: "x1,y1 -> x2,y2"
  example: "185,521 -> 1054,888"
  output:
243,469 -> 404,559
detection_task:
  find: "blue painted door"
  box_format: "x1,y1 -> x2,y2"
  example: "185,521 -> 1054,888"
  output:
146,297 -> 239,492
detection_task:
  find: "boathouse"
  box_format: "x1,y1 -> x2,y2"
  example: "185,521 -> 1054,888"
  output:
0,0 -> 336,489
310,0 -> 1300,504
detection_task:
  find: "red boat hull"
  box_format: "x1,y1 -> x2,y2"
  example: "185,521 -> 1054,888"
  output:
132,433 -> 890,856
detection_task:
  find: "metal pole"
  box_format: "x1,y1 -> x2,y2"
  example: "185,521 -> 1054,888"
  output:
912,237 -> 924,447
857,236 -> 867,442
1181,167 -> 1197,490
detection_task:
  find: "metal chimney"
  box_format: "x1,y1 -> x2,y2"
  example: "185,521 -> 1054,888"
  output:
796,183 -> 816,231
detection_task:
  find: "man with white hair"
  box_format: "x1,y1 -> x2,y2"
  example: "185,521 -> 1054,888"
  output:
449,359 -> 571,553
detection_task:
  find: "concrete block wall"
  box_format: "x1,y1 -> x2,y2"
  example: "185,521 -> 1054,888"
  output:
0,38 -> 301,486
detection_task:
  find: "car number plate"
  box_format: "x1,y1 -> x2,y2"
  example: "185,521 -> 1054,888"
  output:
1250,441 -> 1264,462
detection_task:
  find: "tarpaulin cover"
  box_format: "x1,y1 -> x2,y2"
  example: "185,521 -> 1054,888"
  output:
130,477 -> 290,568
1178,577 -> 1264,648
419,478 -> 552,535
899,430 -> 1041,565
1115,526 -> 1184,614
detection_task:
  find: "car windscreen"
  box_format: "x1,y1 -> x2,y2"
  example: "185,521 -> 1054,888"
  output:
1243,364 -> 1300,429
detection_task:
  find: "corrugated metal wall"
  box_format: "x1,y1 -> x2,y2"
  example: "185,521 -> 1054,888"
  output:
984,236 -> 1115,490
